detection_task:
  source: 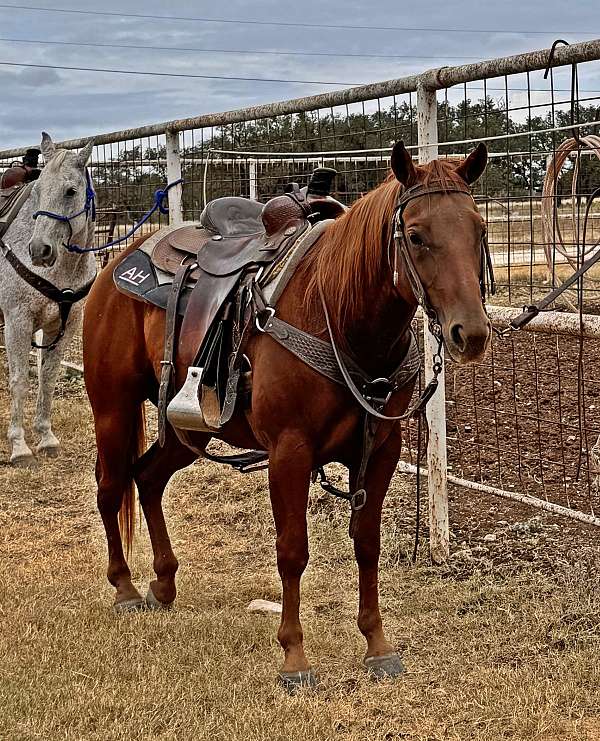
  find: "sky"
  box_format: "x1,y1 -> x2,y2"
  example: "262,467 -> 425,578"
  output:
0,0 -> 599,150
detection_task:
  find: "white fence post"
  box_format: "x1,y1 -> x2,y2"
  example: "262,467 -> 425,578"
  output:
248,158 -> 258,200
165,128 -> 184,225
416,83 -> 449,564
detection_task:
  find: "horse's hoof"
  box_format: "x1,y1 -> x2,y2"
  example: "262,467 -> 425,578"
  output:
113,597 -> 146,614
277,668 -> 318,693
364,653 -> 405,680
10,453 -> 37,468
145,586 -> 173,611
37,445 -> 60,458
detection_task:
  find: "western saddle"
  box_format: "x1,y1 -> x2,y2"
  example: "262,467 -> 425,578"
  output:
114,168 -> 347,445
0,180 -> 36,239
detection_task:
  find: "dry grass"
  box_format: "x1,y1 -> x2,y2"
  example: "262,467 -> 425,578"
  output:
1,358 -> 600,741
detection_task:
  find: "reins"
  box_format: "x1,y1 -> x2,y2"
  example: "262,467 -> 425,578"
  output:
312,179 -> 495,540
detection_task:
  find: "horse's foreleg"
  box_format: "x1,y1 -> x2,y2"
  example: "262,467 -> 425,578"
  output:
3,313 -> 35,466
134,428 -> 200,608
353,426 -> 405,679
268,435 -> 315,690
34,317 -> 78,456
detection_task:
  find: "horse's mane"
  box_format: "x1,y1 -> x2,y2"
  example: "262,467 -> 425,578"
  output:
303,157 -> 465,341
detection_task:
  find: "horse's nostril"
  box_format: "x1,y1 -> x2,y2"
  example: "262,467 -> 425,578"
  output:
450,323 -> 466,352
29,240 -> 54,264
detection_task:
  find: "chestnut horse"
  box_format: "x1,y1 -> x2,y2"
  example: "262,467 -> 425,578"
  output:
83,142 -> 491,688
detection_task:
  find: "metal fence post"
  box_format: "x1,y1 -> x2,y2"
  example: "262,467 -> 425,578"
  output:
416,83 -> 450,564
165,128 -> 184,225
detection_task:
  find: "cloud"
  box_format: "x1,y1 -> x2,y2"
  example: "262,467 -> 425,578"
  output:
17,66 -> 61,87
0,0 -> 598,151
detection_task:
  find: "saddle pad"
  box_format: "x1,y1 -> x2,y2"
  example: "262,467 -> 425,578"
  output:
113,249 -> 192,315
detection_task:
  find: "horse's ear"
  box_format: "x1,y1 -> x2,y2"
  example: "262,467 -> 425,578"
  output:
390,141 -> 418,187
455,142 -> 488,184
76,138 -> 95,169
40,131 -> 55,162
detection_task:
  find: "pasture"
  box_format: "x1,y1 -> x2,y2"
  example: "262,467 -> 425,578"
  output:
1,356 -> 599,741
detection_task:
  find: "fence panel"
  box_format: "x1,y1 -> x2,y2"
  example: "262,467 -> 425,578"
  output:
2,40 -> 600,558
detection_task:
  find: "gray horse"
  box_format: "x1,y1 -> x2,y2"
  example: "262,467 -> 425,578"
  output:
0,133 -> 96,465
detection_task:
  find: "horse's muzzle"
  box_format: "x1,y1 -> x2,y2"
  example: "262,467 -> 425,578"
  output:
28,239 -> 56,267
445,318 -> 491,364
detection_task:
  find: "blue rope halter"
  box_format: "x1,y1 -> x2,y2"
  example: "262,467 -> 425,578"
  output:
33,170 -> 183,254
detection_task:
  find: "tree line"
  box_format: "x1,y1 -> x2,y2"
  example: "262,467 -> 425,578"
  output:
92,97 -> 600,216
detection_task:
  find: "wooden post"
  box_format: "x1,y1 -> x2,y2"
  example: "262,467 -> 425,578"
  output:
416,83 -> 449,564
165,128 -> 184,225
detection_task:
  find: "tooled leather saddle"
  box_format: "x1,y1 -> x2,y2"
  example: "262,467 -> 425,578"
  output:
114,168 -> 346,444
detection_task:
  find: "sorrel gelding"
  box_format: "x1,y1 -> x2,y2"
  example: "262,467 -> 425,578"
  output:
83,142 -> 491,688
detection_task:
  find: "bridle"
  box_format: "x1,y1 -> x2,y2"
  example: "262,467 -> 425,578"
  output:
32,167 -> 96,251
315,178 -> 496,535
319,178 -> 496,424
391,179 -> 496,325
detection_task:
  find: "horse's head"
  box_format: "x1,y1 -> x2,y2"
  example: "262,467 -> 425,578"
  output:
28,132 -> 95,267
391,141 -> 491,364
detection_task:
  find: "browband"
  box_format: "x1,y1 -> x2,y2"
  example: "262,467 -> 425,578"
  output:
396,180 -> 474,211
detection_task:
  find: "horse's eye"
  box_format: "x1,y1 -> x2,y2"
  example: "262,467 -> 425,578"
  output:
409,232 -> 424,247
65,187 -> 77,197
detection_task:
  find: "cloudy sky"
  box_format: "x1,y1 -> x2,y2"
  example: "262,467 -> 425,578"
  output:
0,0 -> 599,149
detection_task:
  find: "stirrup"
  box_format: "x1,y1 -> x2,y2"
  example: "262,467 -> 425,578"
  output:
167,366 -> 221,433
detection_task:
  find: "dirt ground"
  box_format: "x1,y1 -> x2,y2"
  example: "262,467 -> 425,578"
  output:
1,357 -> 600,741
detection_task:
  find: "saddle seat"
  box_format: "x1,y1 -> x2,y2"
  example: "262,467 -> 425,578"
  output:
200,196 -> 264,237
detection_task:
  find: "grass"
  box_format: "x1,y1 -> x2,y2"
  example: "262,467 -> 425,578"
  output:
0,361 -> 600,740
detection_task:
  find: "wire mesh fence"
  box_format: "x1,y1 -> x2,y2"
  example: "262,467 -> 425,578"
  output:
1,40 -> 600,527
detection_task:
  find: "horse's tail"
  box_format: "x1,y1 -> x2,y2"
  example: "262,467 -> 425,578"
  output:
118,402 -> 146,556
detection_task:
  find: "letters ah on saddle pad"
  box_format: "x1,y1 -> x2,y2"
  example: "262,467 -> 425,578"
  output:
113,170 -> 347,436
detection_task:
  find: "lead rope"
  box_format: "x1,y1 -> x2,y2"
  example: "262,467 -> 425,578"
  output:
412,407 -> 424,563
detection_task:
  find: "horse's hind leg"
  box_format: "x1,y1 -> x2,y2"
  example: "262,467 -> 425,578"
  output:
134,427 -> 200,608
94,399 -> 146,611
353,428 -> 405,679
